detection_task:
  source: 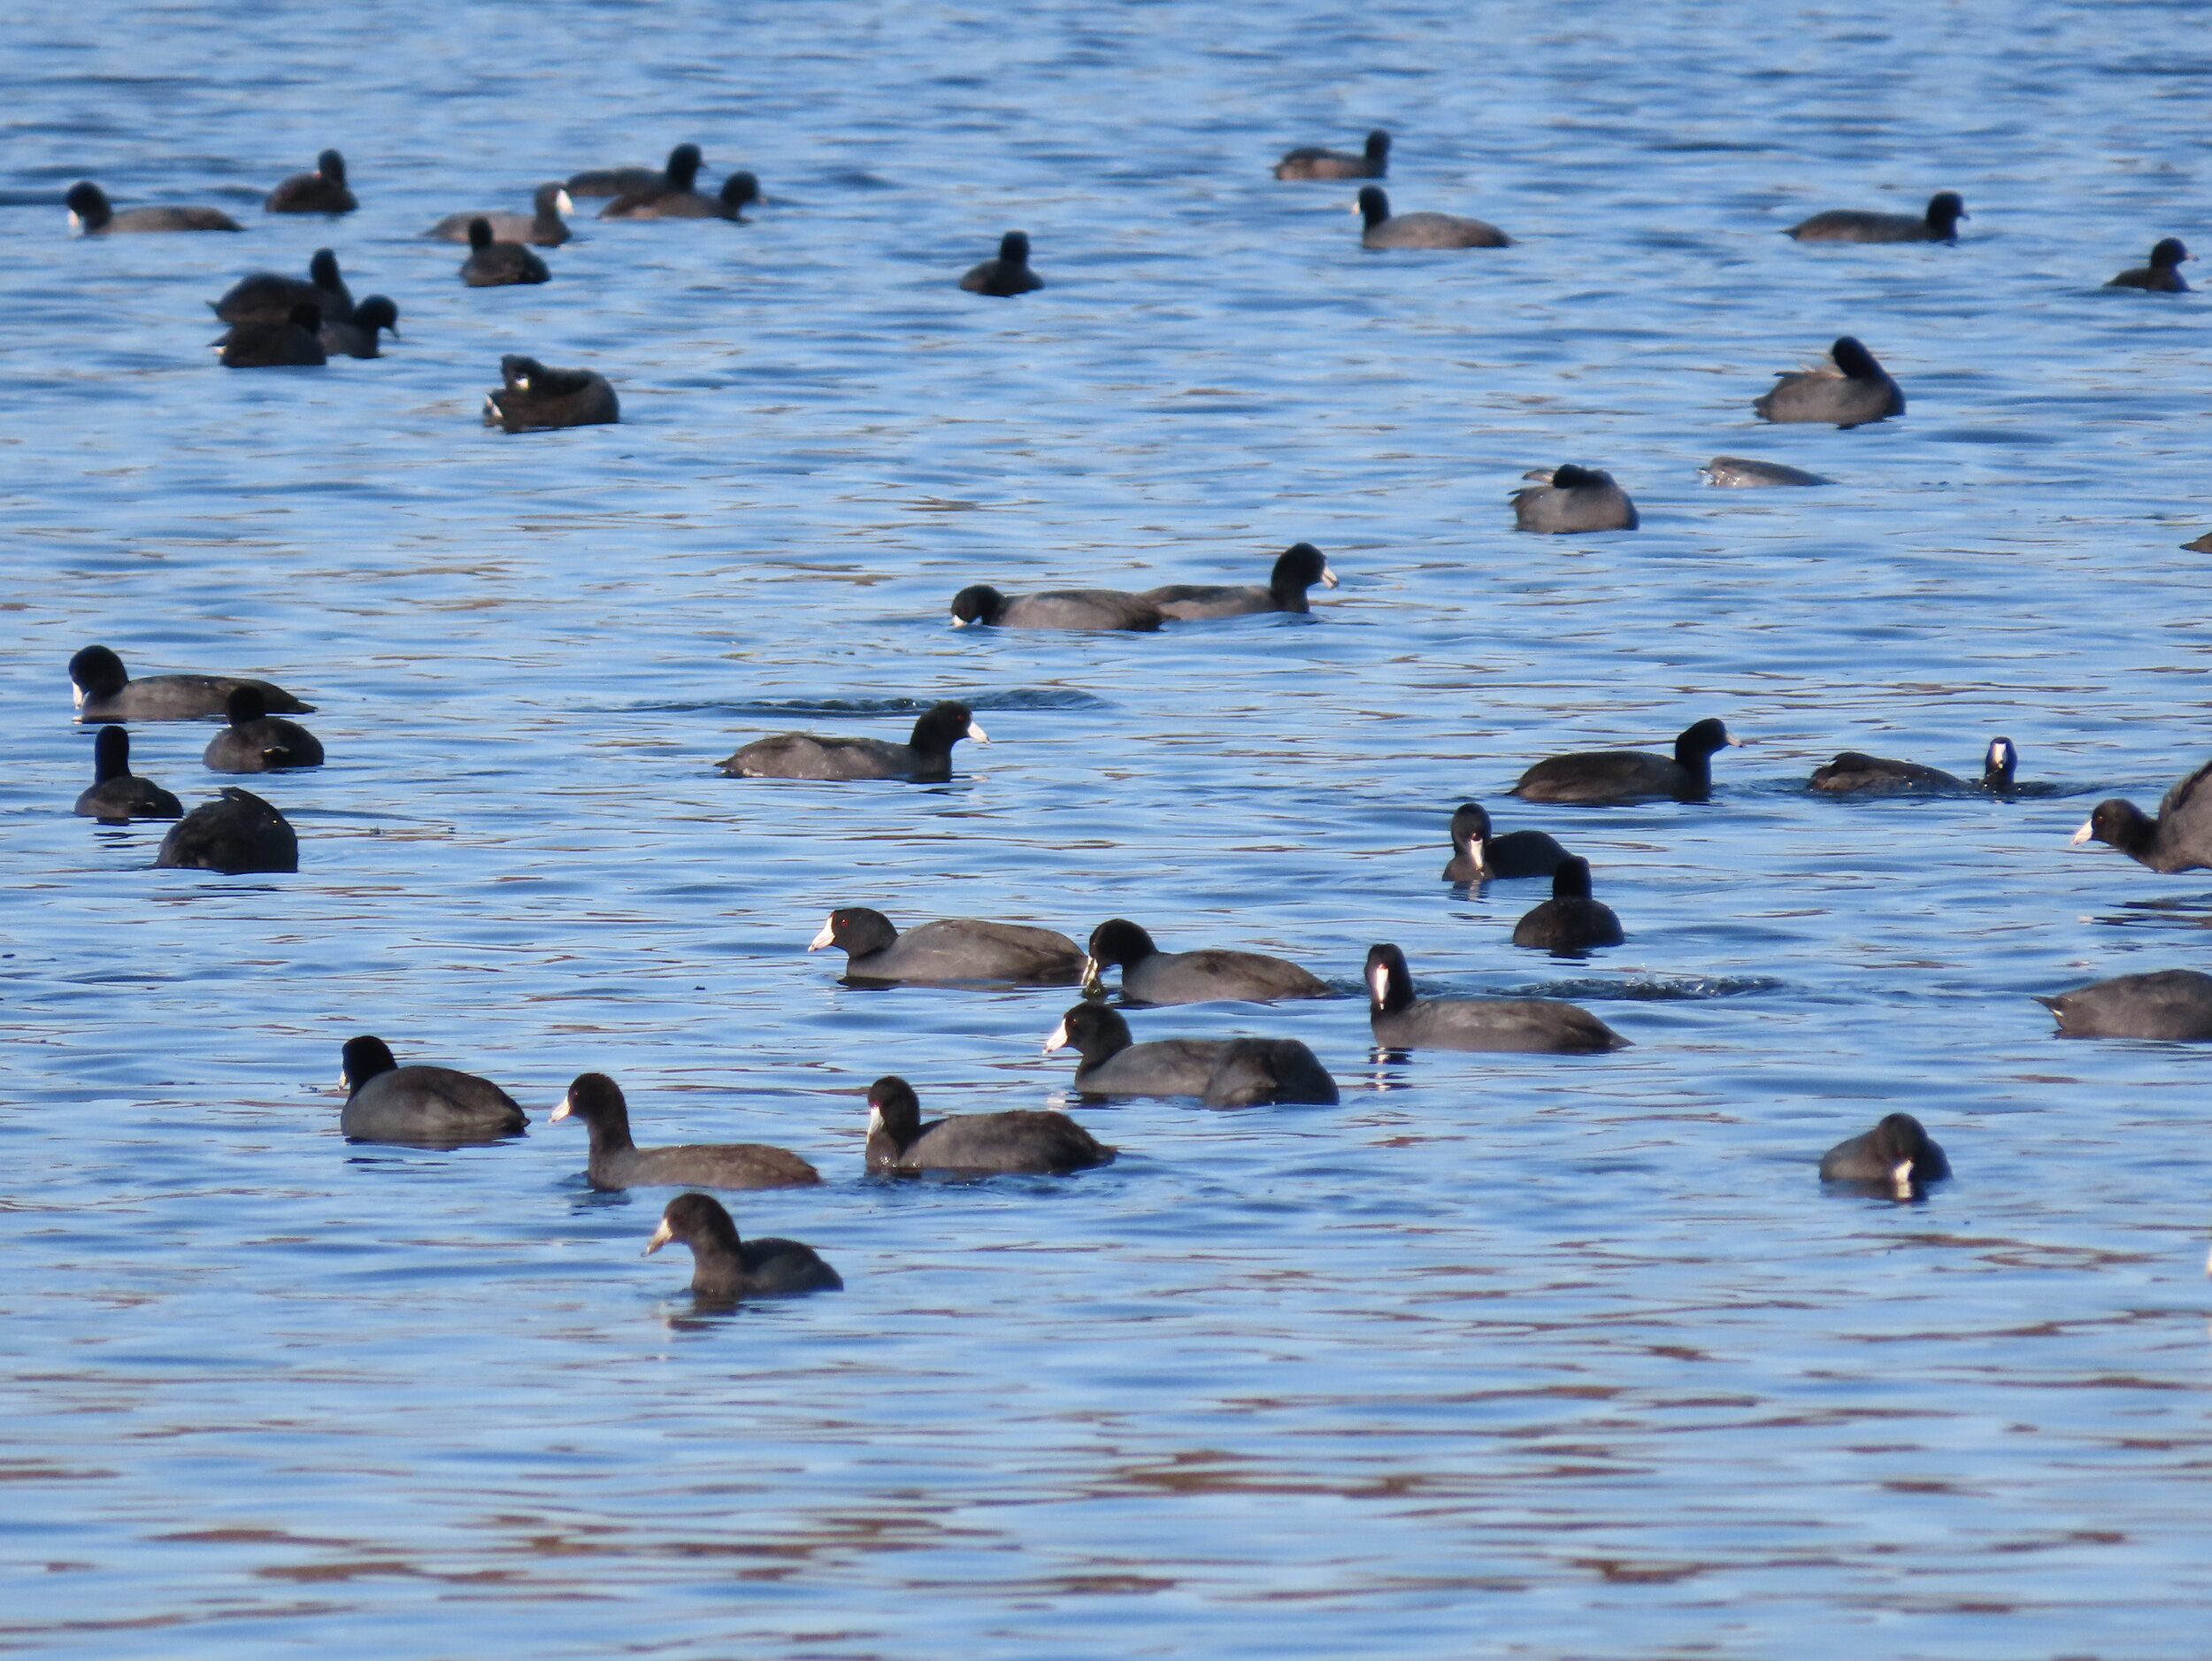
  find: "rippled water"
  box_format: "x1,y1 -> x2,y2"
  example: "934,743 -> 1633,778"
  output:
5,1 -> 2212,1654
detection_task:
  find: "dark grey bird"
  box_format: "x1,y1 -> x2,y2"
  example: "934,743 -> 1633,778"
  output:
320,296 -> 399,358
808,907 -> 1082,984
1753,336 -> 1903,427
1442,802 -> 1569,883
719,702 -> 986,783
1044,1004 -> 1339,1107
202,686 -> 323,773
550,1073 -> 820,1191
1365,944 -> 1624,1053
1511,465 -> 1639,532
2107,237 -> 2192,293
1699,456 -> 1832,488
219,304 -> 326,369
338,1035 -> 526,1145
483,356 -> 618,433
864,1076 -> 1112,1173
154,788 -> 297,873
2038,970 -> 2212,1041
430,183 -> 572,246
211,249 -> 352,325
644,1192 -> 842,1298
2071,760 -> 2212,873
603,170 -> 757,221
949,585 -> 1163,630
461,217 -> 550,286
265,149 -> 357,214
66,181 -> 240,235
69,644 -> 311,723
1082,918 -> 1330,1006
74,727 -> 181,821
1810,737 -> 2016,796
1273,129 -> 1389,181
959,231 -> 1042,295
1512,718 -> 1737,805
1510,856 -> 1624,953
1141,542 -> 1337,619
1786,191 -> 1965,243
1819,1112 -> 1950,1196
1357,186 -> 1508,249
567,142 -> 703,200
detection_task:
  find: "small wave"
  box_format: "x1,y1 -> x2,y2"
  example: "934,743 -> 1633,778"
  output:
624,687 -> 1112,716
1506,974 -> 1786,1002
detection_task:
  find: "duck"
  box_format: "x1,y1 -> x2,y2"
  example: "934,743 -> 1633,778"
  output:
211,249 -> 352,325
864,1076 -> 1112,1173
429,183 -> 572,247
566,143 -> 703,200
2070,760 -> 2212,872
644,1193 -> 842,1298
482,357 -> 618,433
1140,542 -> 1337,619
69,644 -> 312,723
1357,187 -> 1508,249
1081,918 -> 1331,1006
808,906 -> 1082,983
1753,336 -> 1903,427
337,1035 -> 526,1144
319,296 -> 399,359
1511,718 -> 1736,805
65,181 -> 240,235
1272,129 -> 1389,181
2037,970 -> 2212,1041
1510,465 -> 1639,532
1818,1113 -> 1950,1194
1510,856 -> 1624,952
460,218 -> 551,285
219,305 -> 326,369
1365,944 -> 1624,1052
1442,802 -> 1569,882
1043,1004 -> 1339,1106
265,149 -> 357,214
949,585 -> 1163,630
549,1073 -> 820,1191
154,788 -> 297,873
1699,456 -> 1831,488
959,231 -> 1043,296
603,171 -> 757,221
718,701 -> 985,783
1809,737 -> 2016,795
2107,237 -> 2192,292
73,727 -> 181,821
1786,191 -> 1965,243
202,686 -> 324,773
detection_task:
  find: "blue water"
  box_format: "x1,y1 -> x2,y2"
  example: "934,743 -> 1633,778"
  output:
4,1 -> 2212,1655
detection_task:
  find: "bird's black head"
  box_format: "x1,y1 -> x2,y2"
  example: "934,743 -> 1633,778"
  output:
1830,336 -> 1881,379
1356,186 -> 1391,227
340,1034 -> 398,1094
226,685 -> 271,725
317,150 -> 347,186
70,644 -> 129,698
1363,943 -> 1413,1013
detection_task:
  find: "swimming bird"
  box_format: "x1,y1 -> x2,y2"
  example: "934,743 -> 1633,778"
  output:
1511,465 -> 1639,532
644,1192 -> 842,1298
482,357 -> 618,432
949,585 -> 1163,630
1786,191 -> 1965,243
1365,944 -> 1624,1052
864,1076 -> 1113,1173
1273,129 -> 1389,181
1753,337 -> 1903,427
211,249 -> 352,325
1818,1112 -> 1950,1194
219,304 -> 326,369
74,727 -> 181,821
202,686 -> 323,773
1512,718 -> 1736,805
320,296 -> 398,358
1511,857 -> 1624,952
603,171 -> 757,220
719,701 -> 986,783
338,1035 -> 526,1144
70,645 -> 311,723
809,907 -> 1083,983
566,143 -> 702,200
1357,186 -> 1509,249
1043,1004 -> 1339,1106
2037,970 -> 2212,1041
65,181 -> 240,235
550,1073 -> 820,1191
1442,802 -> 1569,882
2070,760 -> 2212,872
1082,918 -> 1330,1006
1140,542 -> 1337,619
1699,456 -> 1831,487
460,218 -> 550,286
1809,737 -> 2016,795
154,788 -> 297,873
960,231 -> 1043,295
265,149 -> 357,214
429,183 -> 572,246
2107,237 -> 2192,292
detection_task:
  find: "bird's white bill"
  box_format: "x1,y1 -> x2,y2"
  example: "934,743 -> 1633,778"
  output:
1079,957 -> 1102,994
1042,1019 -> 1069,1054
512,374 -> 530,390
71,683 -> 85,710
808,917 -> 836,950
866,1103 -> 883,1132
643,1219 -> 672,1256
1890,1158 -> 1915,1201
66,210 -> 82,235
1366,961 -> 1391,1004
2070,819 -> 2095,846
949,614 -> 969,627
967,720 -> 989,743
1320,565 -> 1340,588
556,189 -> 574,215
337,1072 -> 351,1092
549,1094 -> 572,1122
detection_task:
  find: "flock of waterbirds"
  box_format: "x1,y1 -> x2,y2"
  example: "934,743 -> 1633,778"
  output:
57,130 -> 2212,1302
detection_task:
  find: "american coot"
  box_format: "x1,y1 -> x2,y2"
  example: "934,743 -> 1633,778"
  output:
809,907 -> 1083,983
483,357 -> 618,433
1273,129 -> 1389,181
1512,718 -> 1736,805
219,304 -> 326,369
1044,1004 -> 1339,1106
1787,192 -> 1965,244
567,143 -> 703,200
66,181 -> 240,235
603,172 -> 757,221
1082,918 -> 1330,1006
2038,970 -> 2212,1040
2107,238 -> 2192,293
960,231 -> 1043,296
265,149 -> 357,214
719,702 -> 986,783
1443,802 -> 1569,883
550,1073 -> 820,1191
461,219 -> 550,286
2071,760 -> 2212,873
1819,1112 -> 1950,1196
154,788 -> 297,873
1810,737 -> 2016,795
865,1076 -> 1113,1173
1511,857 -> 1624,953
203,686 -> 324,773
212,249 -> 353,325
321,296 -> 399,359
1365,943 -> 1624,1053
1699,456 -> 1832,488
338,1035 -> 526,1145
430,184 -> 572,247
645,1192 -> 842,1298
74,727 -> 181,821
1357,186 -> 1509,249
1511,465 -> 1639,533
70,645 -> 312,723
1753,337 -> 1904,427
949,585 -> 1163,631
1141,543 -> 1337,619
